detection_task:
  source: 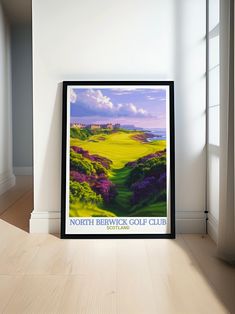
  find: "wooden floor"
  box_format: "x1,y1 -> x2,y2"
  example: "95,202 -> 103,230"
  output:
0,177 -> 234,314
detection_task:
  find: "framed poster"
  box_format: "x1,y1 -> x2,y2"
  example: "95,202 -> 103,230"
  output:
61,81 -> 175,239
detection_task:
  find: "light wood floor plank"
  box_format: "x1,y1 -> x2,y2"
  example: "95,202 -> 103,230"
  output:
0,221 -> 45,275
146,237 -> 228,313
182,234 -> 235,313
0,275 -> 24,312
116,239 -> 157,314
0,177 -> 234,313
3,275 -> 67,314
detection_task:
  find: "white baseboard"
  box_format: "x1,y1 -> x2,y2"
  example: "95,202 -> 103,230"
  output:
30,211 -> 61,234
208,213 -> 218,243
176,210 -> 206,234
0,171 -> 16,196
14,167 -> 33,176
30,209 -> 206,234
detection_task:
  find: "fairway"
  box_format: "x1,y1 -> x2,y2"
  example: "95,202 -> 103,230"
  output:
69,130 -> 167,217
70,131 -> 166,169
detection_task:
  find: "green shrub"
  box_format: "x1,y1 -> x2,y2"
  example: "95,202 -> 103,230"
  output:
70,128 -> 93,140
91,161 -> 108,175
128,156 -> 166,185
70,150 -> 95,175
70,127 -> 114,140
70,180 -> 102,204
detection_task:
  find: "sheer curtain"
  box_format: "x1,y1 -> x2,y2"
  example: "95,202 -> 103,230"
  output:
217,0 -> 235,262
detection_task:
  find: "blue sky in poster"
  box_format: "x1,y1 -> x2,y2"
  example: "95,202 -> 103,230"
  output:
70,87 -> 166,129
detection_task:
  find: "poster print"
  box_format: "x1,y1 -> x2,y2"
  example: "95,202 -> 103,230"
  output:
61,81 -> 175,238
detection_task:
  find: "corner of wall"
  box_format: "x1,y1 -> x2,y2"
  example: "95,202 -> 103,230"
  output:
208,213 -> 218,243
0,171 -> 16,195
14,167 -> 33,175
0,5 -> 15,196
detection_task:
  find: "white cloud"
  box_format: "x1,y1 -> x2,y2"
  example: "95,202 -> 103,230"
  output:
111,88 -> 138,92
78,89 -> 114,111
117,103 -> 148,116
111,87 -> 166,98
70,88 -> 77,103
73,89 -> 149,117
147,96 -> 156,100
110,88 -> 138,96
112,91 -> 133,96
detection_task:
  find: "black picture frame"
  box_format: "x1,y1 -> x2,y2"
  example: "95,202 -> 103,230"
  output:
61,81 -> 175,239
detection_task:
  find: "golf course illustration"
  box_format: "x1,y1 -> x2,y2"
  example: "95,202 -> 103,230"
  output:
69,87 -> 167,218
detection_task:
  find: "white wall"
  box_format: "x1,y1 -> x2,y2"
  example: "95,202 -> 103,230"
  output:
0,3 -> 15,195
174,0 -> 206,233
11,25 -> 33,175
30,0 -> 206,233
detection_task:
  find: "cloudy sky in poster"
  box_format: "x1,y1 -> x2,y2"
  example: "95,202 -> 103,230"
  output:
70,87 -> 166,128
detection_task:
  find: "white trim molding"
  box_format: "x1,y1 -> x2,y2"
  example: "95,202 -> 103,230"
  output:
0,171 -> 16,196
208,212 -> 218,243
30,211 -> 61,234
30,209 -> 206,234
14,167 -> 33,176
176,210 -> 206,234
